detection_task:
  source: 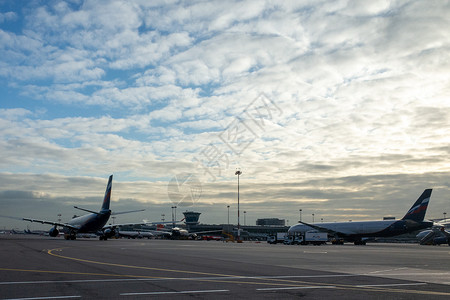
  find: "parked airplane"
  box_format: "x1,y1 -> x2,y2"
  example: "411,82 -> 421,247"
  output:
118,230 -> 154,239
152,224 -> 221,239
288,189 -> 433,245
156,226 -> 192,239
21,175 -> 144,240
416,219 -> 450,245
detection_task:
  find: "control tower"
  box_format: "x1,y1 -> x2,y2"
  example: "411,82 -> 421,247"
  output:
183,211 -> 201,227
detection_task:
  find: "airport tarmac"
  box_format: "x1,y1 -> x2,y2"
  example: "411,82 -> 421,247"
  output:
1,235 -> 450,299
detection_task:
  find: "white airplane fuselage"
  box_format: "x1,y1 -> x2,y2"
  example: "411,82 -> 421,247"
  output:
288,189 -> 433,244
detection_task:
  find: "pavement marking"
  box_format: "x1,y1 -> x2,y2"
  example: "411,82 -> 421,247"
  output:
45,247 -> 354,289
366,272 -> 450,276
42,248 -> 450,297
368,267 -> 408,274
2,269 -> 449,297
0,267 -> 348,289
3,296 -> 81,300
0,272 -> 357,285
120,289 -> 229,296
257,285 -> 336,291
47,248 -> 237,278
0,267 -> 166,279
356,283 -> 427,288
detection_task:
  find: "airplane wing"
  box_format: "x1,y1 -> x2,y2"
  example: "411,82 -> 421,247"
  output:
111,209 -> 145,216
297,221 -> 349,238
73,207 -> 145,216
142,218 -> 186,225
190,229 -> 223,235
436,219 -> 450,227
148,230 -> 172,237
0,214 -> 79,232
103,222 -> 143,229
22,217 -> 80,231
102,219 -> 179,230
117,230 -> 154,238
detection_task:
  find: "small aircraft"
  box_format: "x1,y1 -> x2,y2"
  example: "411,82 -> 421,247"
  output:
416,219 -> 450,245
288,189 -> 433,245
19,175 -> 144,240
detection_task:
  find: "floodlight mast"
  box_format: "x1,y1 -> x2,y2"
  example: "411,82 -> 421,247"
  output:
227,205 -> 230,228
235,169 -> 242,242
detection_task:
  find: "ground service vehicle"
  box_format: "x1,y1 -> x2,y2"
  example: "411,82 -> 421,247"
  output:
299,231 -> 328,245
283,235 -> 301,245
267,232 -> 287,244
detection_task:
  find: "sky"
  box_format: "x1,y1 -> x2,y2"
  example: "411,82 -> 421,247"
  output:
1,0 -> 449,231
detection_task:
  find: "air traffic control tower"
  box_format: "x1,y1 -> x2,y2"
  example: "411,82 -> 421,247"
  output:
183,211 -> 201,227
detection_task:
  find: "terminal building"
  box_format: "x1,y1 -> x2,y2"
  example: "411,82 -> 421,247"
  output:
129,211 -> 289,241
183,211 -> 201,227
181,211 -> 288,240
256,218 -> 285,226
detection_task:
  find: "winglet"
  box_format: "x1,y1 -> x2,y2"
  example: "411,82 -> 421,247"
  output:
402,189 -> 432,221
101,175 -> 113,211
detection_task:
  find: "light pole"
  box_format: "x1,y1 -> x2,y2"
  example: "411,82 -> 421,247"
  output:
235,169 -> 242,242
299,209 -> 302,222
227,205 -> 230,230
244,211 -> 247,226
312,213 -> 315,224
171,206 -> 177,227
444,212 -> 447,221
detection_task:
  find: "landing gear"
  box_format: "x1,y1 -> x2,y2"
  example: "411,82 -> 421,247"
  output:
64,233 -> 77,240
99,236 -> 108,241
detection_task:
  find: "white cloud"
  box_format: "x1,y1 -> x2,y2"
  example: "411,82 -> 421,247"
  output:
0,11 -> 17,23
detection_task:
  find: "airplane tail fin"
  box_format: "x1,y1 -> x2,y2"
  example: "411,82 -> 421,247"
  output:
101,175 -> 113,211
402,189 -> 432,222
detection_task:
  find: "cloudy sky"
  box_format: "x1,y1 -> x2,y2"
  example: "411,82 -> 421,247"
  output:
1,0 -> 449,230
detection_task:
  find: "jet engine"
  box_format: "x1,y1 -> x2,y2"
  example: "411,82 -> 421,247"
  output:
48,226 -> 59,237
103,227 -> 116,238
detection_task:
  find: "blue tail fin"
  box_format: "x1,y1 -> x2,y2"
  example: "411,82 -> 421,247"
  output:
402,189 -> 432,221
101,175 -> 113,211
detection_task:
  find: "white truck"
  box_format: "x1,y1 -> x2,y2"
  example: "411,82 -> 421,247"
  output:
299,231 -> 328,245
267,232 -> 287,244
283,235 -> 301,245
